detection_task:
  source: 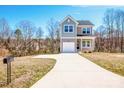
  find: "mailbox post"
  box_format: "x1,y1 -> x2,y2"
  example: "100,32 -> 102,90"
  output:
3,56 -> 14,85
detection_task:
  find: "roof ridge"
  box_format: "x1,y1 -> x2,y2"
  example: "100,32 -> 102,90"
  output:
77,20 -> 94,25
77,20 -> 91,21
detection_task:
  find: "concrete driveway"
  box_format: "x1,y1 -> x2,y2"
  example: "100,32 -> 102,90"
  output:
32,53 -> 124,88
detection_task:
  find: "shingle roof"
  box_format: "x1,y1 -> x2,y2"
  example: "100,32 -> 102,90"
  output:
77,20 -> 94,25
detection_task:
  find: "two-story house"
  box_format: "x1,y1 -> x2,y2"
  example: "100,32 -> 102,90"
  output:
60,15 -> 95,53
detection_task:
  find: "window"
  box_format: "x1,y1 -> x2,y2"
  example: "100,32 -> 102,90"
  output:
87,28 -> 90,34
82,41 -> 86,47
69,26 -> 73,32
83,28 -> 86,34
64,25 -> 74,32
87,41 -> 90,47
64,26 -> 68,32
82,28 -> 91,34
82,40 -> 91,48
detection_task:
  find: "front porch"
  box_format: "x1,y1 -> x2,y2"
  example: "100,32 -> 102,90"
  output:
77,37 -> 95,52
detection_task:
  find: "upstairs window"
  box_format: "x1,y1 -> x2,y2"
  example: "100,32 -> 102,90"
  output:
64,26 -> 68,32
83,28 -> 86,34
64,25 -> 74,32
87,28 -> 91,34
69,26 -> 73,32
82,28 -> 91,34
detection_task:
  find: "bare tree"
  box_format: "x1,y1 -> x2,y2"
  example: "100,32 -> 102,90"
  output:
95,25 -> 106,52
114,9 -> 121,52
103,9 -> 115,52
96,8 -> 124,53
16,20 -> 35,40
36,27 -> 44,50
0,18 -> 11,50
0,18 -> 10,39
16,20 -> 36,55
120,11 -> 124,52
46,18 -> 59,53
55,28 -> 60,53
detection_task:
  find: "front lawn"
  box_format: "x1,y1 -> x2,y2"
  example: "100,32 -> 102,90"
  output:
0,56 -> 56,88
81,52 -> 124,76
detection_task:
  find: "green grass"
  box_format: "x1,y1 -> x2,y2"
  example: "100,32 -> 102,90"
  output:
0,56 -> 56,88
81,52 -> 124,76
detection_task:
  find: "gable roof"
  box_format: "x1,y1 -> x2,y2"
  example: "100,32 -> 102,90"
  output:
60,15 -> 94,26
77,20 -> 94,25
60,15 -> 78,25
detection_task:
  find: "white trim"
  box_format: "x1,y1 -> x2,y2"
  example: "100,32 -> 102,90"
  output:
63,24 -> 74,33
77,36 -> 96,39
60,15 -> 79,25
61,36 -> 96,39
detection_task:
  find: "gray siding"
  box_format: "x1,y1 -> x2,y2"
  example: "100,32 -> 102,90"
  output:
61,18 -> 77,37
60,16 -> 95,53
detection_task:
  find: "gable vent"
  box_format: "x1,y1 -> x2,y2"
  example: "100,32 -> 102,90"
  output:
67,19 -> 70,23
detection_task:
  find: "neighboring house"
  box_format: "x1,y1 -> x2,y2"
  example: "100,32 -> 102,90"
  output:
60,15 -> 96,53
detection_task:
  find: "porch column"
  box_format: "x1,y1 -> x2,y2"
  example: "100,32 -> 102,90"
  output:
92,39 -> 95,50
81,39 -> 82,51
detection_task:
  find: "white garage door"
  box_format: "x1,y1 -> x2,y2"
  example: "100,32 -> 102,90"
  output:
63,42 -> 75,52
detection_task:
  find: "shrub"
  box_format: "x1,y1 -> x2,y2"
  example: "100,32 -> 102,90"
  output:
0,49 -> 9,56
84,51 -> 87,53
88,51 -> 92,53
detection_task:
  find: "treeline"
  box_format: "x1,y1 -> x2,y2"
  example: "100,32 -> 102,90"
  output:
95,9 -> 124,53
0,18 -> 60,56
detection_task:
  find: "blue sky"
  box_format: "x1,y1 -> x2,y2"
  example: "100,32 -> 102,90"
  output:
0,5 -> 124,36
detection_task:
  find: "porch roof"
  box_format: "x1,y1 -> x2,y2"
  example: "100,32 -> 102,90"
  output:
61,36 -> 96,39
77,36 -> 96,39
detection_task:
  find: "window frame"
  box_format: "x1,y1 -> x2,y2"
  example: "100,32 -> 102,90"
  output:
82,28 -> 87,34
82,40 -> 91,48
64,24 -> 74,33
82,27 -> 91,34
87,41 -> 90,47
87,28 -> 91,34
64,25 -> 68,32
82,41 -> 86,47
69,25 -> 73,32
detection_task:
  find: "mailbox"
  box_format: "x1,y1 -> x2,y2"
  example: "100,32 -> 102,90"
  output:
3,55 -> 14,84
3,56 -> 14,64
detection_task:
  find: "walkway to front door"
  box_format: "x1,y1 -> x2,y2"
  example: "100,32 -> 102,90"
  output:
32,53 -> 124,88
